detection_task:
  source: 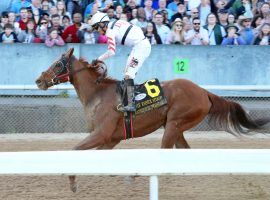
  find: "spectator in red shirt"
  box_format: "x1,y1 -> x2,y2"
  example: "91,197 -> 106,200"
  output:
18,7 -> 29,30
61,12 -> 82,43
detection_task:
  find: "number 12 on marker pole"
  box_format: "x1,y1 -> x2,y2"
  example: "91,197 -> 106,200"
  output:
173,58 -> 189,74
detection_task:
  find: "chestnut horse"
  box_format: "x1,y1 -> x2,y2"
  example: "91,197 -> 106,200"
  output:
36,48 -> 269,192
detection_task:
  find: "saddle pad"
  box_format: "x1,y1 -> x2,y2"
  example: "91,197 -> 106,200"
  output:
134,79 -> 167,115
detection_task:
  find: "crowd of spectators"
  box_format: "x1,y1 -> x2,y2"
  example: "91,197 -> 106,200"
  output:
0,0 -> 270,46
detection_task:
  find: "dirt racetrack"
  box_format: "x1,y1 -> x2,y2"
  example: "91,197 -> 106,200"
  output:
0,130 -> 270,200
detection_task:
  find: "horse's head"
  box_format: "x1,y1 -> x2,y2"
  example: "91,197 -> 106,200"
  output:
36,48 -> 74,90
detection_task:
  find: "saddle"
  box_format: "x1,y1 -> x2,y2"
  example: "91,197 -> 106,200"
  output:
116,78 -> 167,139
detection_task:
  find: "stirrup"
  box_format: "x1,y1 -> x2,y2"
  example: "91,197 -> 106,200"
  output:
117,104 -> 136,112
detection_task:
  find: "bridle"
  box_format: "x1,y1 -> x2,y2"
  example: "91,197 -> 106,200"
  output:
45,55 -> 74,86
44,55 -> 107,86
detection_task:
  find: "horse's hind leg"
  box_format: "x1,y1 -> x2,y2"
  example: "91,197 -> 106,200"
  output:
161,122 -> 179,148
175,132 -> 190,149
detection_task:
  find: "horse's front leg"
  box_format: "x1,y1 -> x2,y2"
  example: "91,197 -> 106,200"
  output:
69,175 -> 77,193
68,133 -> 108,193
69,117 -> 120,192
69,139 -> 121,193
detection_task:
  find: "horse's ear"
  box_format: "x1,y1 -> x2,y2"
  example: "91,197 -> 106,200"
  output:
66,48 -> 74,58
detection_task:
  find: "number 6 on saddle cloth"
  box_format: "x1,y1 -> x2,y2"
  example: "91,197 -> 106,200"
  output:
117,78 -> 167,139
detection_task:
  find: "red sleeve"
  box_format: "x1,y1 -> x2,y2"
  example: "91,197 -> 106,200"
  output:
61,26 -> 70,41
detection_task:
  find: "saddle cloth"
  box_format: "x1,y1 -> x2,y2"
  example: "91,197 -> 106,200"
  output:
117,78 -> 167,115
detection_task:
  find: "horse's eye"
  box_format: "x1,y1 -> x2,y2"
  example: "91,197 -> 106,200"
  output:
54,63 -> 63,73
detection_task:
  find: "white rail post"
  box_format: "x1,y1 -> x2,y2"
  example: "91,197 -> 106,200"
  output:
149,175 -> 158,200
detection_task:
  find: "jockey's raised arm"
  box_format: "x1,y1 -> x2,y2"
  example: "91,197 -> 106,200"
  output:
98,31 -> 116,61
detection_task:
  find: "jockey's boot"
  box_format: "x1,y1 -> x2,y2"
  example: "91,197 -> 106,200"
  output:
119,79 -> 136,112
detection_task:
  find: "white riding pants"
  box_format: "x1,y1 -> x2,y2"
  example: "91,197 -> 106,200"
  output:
124,38 -> 151,79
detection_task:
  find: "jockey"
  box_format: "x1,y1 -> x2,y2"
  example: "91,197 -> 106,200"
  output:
90,12 -> 151,112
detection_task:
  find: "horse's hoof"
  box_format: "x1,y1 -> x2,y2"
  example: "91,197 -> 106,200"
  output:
70,182 -> 78,193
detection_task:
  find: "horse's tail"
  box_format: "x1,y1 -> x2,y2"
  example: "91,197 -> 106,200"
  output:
207,92 -> 269,135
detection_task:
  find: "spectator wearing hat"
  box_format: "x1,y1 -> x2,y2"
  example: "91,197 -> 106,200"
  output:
0,24 -> 19,43
236,14 -> 245,29
170,1 -> 186,22
165,18 -> 186,44
238,15 -> 255,44
218,9 -> 229,27
185,17 -> 209,45
221,24 -> 246,44
253,23 -> 270,45
203,12 -> 226,45
45,27 -> 65,47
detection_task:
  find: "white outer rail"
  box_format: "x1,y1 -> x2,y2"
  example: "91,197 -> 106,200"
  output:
0,149 -> 270,200
0,85 -> 270,91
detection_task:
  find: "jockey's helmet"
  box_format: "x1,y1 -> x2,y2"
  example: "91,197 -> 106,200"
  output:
90,12 -> 110,30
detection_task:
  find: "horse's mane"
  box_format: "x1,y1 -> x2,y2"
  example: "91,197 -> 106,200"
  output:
78,57 -> 117,84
